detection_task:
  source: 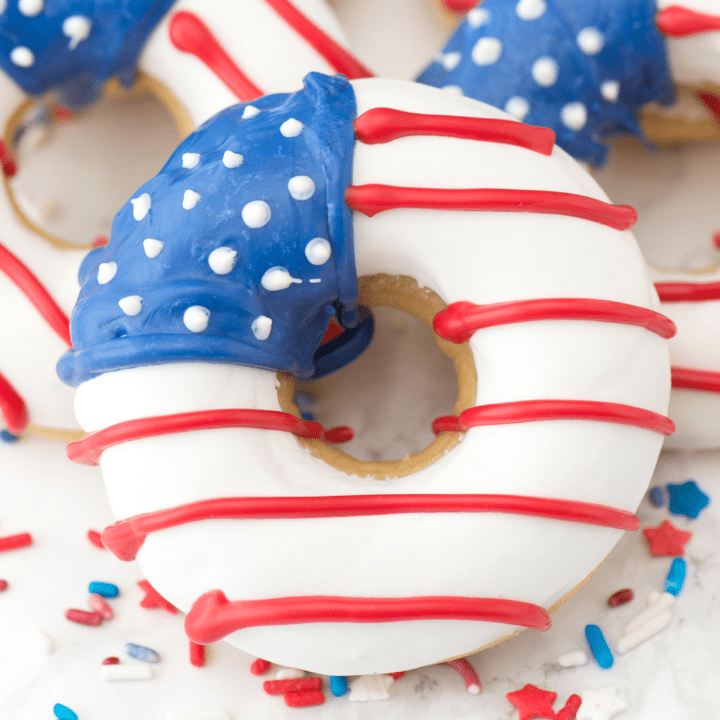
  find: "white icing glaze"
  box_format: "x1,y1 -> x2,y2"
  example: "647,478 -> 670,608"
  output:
118,295 -> 143,316
576,27 -> 604,56
242,200 -> 271,228
208,247 -> 237,275
182,189 -> 201,210
304,237 -> 331,265
471,37 -> 502,66
183,305 -> 210,333
288,175 -> 316,200
144,238 -> 165,258
62,15 -> 92,50
131,193 -> 152,221
516,0 -> 546,21
531,57 -> 559,87
222,151 -> 243,168
74,79 -> 670,675
280,118 -> 304,137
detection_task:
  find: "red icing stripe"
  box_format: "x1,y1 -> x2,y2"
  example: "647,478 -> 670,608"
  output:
0,369 -> 28,435
434,298 -> 676,344
433,399 -> 675,436
671,367 -> 720,393
101,493 -> 639,562
67,409 -> 353,466
353,108 -> 555,155
656,5 -> 720,36
168,11 -> 264,102
345,185 -> 637,230
655,279 -> 720,302
698,92 -> 720,127
0,242 -> 71,346
262,0 -> 373,79
184,590 -> 551,644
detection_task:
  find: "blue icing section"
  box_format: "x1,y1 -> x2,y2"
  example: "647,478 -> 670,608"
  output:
0,0 -> 178,108
58,73 -> 359,386
416,0 -> 674,166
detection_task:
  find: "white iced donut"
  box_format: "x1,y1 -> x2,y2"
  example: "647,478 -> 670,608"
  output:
0,0 -> 369,439
61,74 -> 672,675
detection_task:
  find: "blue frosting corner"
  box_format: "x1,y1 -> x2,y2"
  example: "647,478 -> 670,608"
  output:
416,0 -> 674,166
0,0 -> 178,108
58,72 -> 360,386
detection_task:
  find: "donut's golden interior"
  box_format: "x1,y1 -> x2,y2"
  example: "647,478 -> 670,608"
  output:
278,274 -> 478,480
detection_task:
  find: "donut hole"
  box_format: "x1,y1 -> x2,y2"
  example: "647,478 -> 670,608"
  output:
280,274 -> 477,479
4,75 -> 184,250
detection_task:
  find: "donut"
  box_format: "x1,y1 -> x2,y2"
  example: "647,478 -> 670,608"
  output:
59,73 -> 673,675
0,0 -> 371,440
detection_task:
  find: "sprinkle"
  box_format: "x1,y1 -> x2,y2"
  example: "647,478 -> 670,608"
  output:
0,580 -> 8,591
577,27 -> 604,55
276,668 -> 305,680
666,480 -> 710,519
53,703 -> 78,720
531,57 -> 559,87
88,594 -> 114,620
182,190 -> 202,210
505,96 -> 530,120
62,15 -> 92,50
280,118 -> 303,137
87,530 -> 105,548
0,533 -> 32,552
18,0 -> 43,16
125,643 -> 160,664
118,295 -> 143,316
648,486 -> 666,507
506,683 -> 557,719
143,239 -> 164,258
601,81 -> 620,103
102,663 -> 154,681
555,695 -> 582,720
208,247 -> 237,275
665,557 -> 687,595
330,676 -> 348,696
348,675 -> 394,703
242,105 -> 260,119
643,519 -> 692,556
29,628 -> 54,654
558,651 -> 588,668
190,641 -> 205,668
647,590 -> 662,605
263,678 -> 321,696
138,579 -> 177,614
625,592 -> 675,634
261,267 -> 302,291
250,658 -> 271,675
305,237 -> 331,265
182,153 -> 201,169
445,658 -> 481,694
241,200 -> 271,228
65,609 -> 102,626
608,588 -> 634,607
165,711 -> 231,720
516,0 -> 545,20
285,691 -> 325,708
10,46 -> 34,67
577,686 -> 627,720
617,610 -> 672,654
88,581 -> 119,598
222,151 -> 243,168
183,306 -> 210,333
97,262 -> 117,284
131,193 -> 151,221
288,176 -> 315,200
466,7 -> 490,26
561,102 -> 588,130
585,624 -> 613,668
389,672 -> 405,681
1,430 -> 20,443
92,235 -> 108,248
471,37 -> 502,65
102,657 -> 120,665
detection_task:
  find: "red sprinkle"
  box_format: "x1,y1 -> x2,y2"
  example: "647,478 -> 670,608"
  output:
0,579 -> 8,591
713,232 -> 720,250
2,157 -> 17,178
92,235 -> 109,248
87,530 -> 105,548
137,579 -> 178,614
389,671 -> 405,680
250,658 -> 271,676
555,694 -> 582,720
190,641 -> 206,668
102,656 -> 120,665
264,678 -> 322,696
65,609 -> 103,626
608,588 -> 635,607
284,690 -> 325,708
88,593 -> 114,620
0,532 -> 32,552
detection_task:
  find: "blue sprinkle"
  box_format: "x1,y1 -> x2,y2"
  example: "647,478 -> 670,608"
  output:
330,675 -> 348,696
666,480 -> 710,519
88,581 -> 119,598
665,557 -> 687,596
54,703 -> 78,720
585,624 -> 614,668
0,430 -> 20,443
648,486 -> 666,507
125,642 -> 160,663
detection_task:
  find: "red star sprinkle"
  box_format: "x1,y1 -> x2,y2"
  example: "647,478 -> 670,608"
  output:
506,683 -> 558,720
643,519 -> 693,556
137,579 -> 178,614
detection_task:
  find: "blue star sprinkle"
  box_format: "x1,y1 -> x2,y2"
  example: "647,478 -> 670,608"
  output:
666,480 -> 710,520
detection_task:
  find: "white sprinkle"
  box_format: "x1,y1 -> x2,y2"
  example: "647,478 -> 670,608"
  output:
275,668 -> 305,680
143,238 -> 164,258
467,683 -> 481,696
131,193 -> 151,221
242,200 -> 271,228
305,237 -> 331,266
18,0 -> 43,16
182,190 -> 201,210
577,27 -> 604,55
561,102 -> 588,130
288,176 -> 315,201
118,295 -> 143,316
10,46 -> 34,67
280,118 -> 304,137
516,0 -> 545,20
0,1 -> 6,13
165,710 -> 231,720
617,610 -> 672,655
532,57 -> 559,87
558,650 -> 588,668
97,262 -> 117,284
252,315 -> 272,341
29,629 -> 54,655
441,51 -> 462,71
466,7 -> 490,27
625,592 -> 675,635
348,674 -> 394,702
182,152 -> 200,169
183,306 -> 210,333
222,151 -> 243,168
309,278 -> 321,283
505,96 -> 530,120
208,246 -> 237,275
62,15 -> 92,50
102,664 -> 154,681
242,105 -> 260,119
261,267 -> 302,291
601,80 -> 620,102
471,37 -> 502,66
647,590 -> 662,605
442,85 -> 464,96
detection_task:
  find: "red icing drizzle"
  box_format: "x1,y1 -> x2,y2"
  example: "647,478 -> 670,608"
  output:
698,92 -> 720,127
671,367 -> 720,393
261,0 -> 373,79
101,493 -> 639,562
345,185 -> 638,230
168,11 -> 264,102
434,298 -> 676,344
0,370 -> 28,435
432,399 -> 675,436
656,5 -> 720,36
354,108 -> 555,155
67,409 -> 353,466
655,279 -> 720,302
184,590 -> 552,644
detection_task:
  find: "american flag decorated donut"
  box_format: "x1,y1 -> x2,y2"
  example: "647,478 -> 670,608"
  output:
60,73 -> 673,674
